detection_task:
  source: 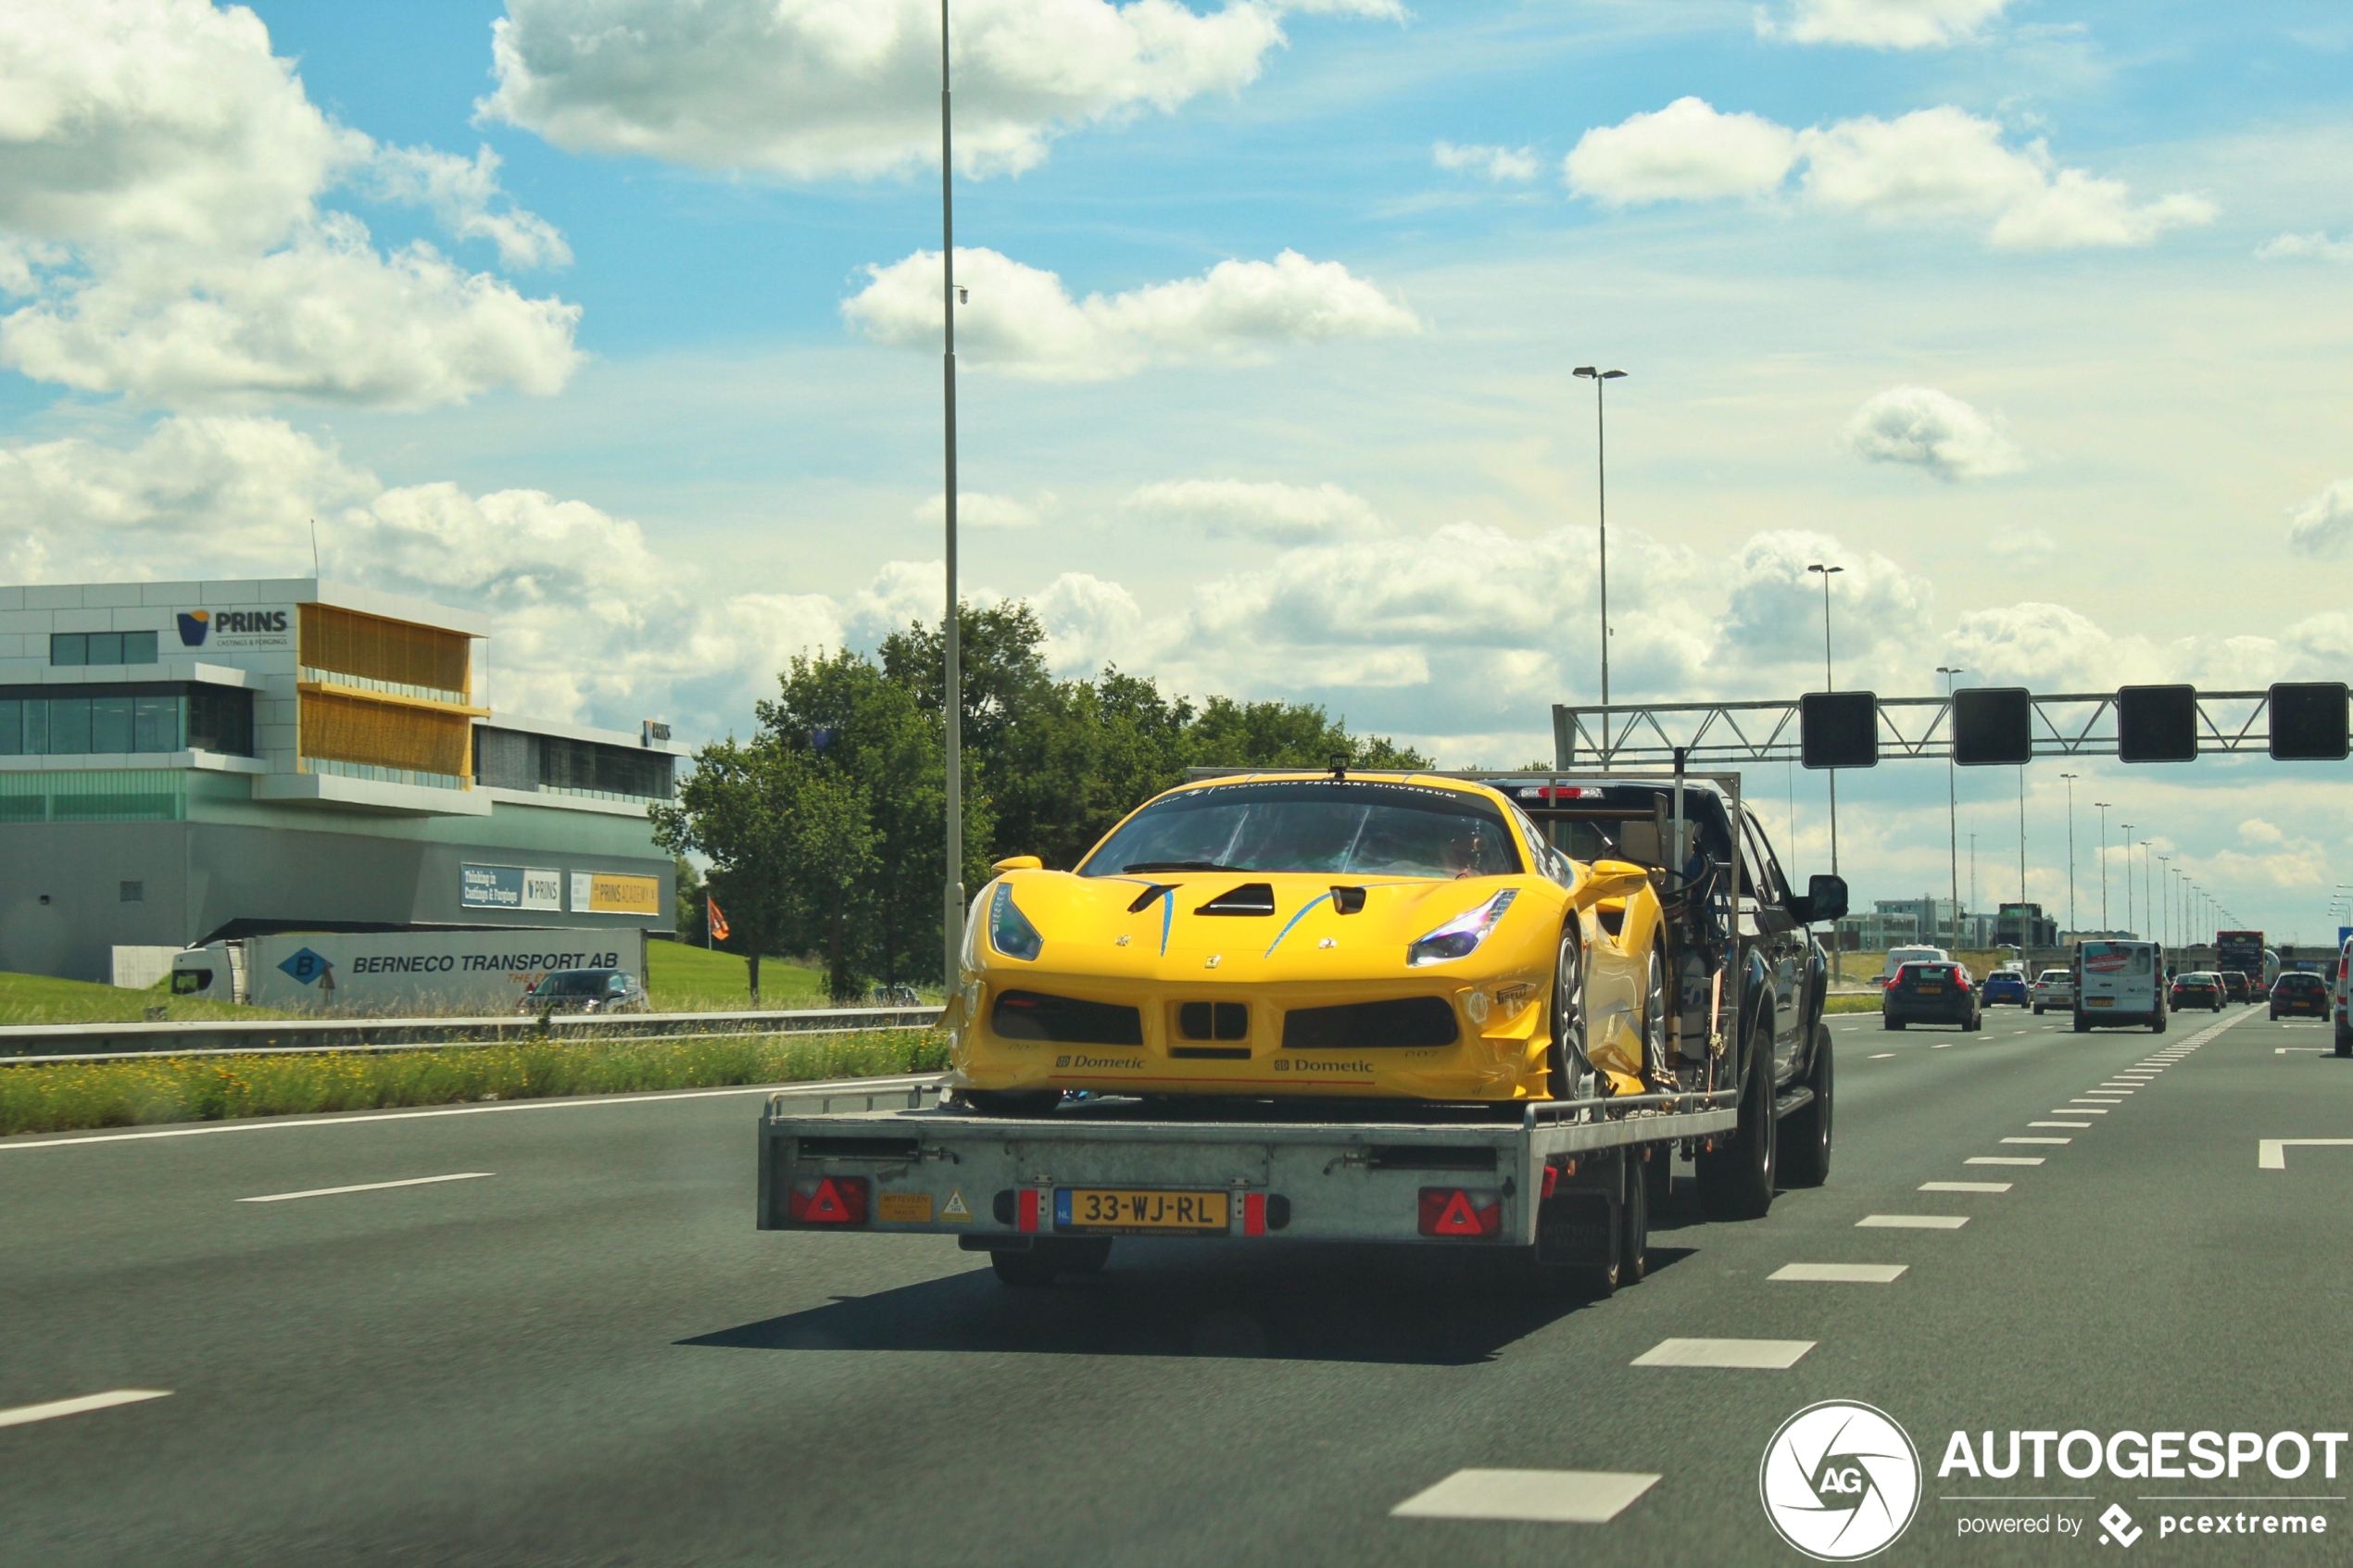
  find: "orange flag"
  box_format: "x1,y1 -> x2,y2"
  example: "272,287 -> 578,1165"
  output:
707,897 -> 730,942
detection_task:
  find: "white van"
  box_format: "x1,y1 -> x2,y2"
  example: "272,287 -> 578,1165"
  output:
2073,939 -> 2166,1034
1881,946 -> 1948,985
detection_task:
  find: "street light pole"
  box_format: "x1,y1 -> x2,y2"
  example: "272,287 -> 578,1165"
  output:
2120,822 -> 2134,936
2094,801 -> 2110,934
1938,666 -> 1965,948
1807,562 -> 1844,980
938,0 -> 965,986
2158,856 -> 2171,961
1574,367 -> 1626,708
2058,771 -> 2079,941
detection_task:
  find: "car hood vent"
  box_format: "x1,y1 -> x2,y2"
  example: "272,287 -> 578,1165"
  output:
1195,883 -> 1277,916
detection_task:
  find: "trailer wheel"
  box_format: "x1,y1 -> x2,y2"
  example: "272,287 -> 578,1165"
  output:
1697,1017 -> 1776,1220
1548,925 -> 1596,1105
1780,1027 -> 1832,1188
1617,1155 -> 1649,1286
989,1238 -> 1111,1286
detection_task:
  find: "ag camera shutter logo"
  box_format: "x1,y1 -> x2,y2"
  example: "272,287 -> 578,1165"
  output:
1760,1400 -> 1922,1561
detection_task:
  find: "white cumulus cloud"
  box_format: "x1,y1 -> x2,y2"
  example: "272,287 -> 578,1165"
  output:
0,0 -> 580,408
1563,97 -> 1798,206
1123,478 -> 1385,543
1763,0 -> 2010,49
1842,385 -> 2022,481
1433,141 -> 1540,182
843,246 -> 1419,381
481,0 -> 1375,181
2258,232 -> 2353,262
1565,98 -> 2215,250
2285,479 -> 2353,558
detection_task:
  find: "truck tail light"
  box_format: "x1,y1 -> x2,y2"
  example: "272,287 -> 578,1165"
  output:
1418,1186 -> 1502,1238
786,1175 -> 869,1225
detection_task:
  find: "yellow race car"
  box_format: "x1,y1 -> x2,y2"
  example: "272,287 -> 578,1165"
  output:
945,770 -> 1678,1109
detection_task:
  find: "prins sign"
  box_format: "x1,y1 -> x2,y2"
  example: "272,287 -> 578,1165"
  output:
177,608 -> 293,652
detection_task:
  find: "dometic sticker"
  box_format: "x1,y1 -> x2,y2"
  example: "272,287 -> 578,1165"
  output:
940,1189 -> 972,1223
876,1193 -> 932,1223
1760,1401 -> 1922,1561
1053,1053 -> 1143,1071
1275,1058 -> 1375,1074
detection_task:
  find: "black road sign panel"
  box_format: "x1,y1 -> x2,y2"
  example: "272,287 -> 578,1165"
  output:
1801,691 -> 1878,770
1953,686 -> 2032,766
2117,684 -> 2197,763
2269,682 -> 2350,761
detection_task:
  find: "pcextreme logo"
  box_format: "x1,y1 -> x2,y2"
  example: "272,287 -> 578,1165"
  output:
1760,1401 -> 1923,1561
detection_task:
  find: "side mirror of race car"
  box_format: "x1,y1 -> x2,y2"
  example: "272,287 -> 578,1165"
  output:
992,855 -> 1044,873
1788,873 -> 1849,926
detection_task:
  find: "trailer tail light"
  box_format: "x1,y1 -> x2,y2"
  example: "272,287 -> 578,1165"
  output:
786,1175 -> 869,1225
1418,1187 -> 1502,1238
1018,1189 -> 1042,1232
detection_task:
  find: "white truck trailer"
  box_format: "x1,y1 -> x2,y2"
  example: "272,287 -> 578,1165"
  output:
757,770 -> 1841,1291
170,928 -> 648,1014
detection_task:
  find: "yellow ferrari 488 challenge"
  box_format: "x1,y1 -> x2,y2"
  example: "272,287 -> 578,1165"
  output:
946,771 -> 1679,1109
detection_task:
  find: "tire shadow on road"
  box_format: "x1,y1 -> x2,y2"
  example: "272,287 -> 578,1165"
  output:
679,1241 -> 1696,1365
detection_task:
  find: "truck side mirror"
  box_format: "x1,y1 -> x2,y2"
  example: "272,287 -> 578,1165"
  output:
1791,873 -> 1848,925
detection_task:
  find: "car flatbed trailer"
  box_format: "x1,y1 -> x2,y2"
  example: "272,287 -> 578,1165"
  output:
757,1078 -> 1754,1291
756,765 -> 1837,1290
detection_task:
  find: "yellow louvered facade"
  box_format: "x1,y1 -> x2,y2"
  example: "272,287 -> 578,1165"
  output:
299,604 -> 472,703
298,690 -> 473,780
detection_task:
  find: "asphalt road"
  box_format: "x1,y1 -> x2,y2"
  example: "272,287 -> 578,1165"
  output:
4,1005 -> 2349,1567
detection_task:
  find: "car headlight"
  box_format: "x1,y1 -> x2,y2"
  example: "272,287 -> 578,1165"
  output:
989,882 -> 1044,961
1407,889 -> 1516,968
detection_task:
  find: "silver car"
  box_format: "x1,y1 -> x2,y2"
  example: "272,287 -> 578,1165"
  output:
519,968 -> 648,1015
2031,967 -> 2075,1015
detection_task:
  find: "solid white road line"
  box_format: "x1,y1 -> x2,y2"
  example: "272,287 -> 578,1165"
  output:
1771,1263 -> 1909,1283
1632,1338 -> 1815,1369
1968,1157 -> 2045,1166
0,1075 -> 938,1153
1920,1181 -> 2011,1192
1391,1469 -> 1661,1524
2030,1122 -> 2093,1129
238,1172 -> 494,1204
1857,1214 -> 1969,1229
2003,1136 -> 2071,1145
2258,1139 -> 2353,1171
0,1389 -> 172,1429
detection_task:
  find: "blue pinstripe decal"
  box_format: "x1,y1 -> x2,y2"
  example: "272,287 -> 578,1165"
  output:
1264,892 -> 1335,959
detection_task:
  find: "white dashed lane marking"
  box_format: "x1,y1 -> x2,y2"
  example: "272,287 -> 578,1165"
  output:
2258,1139 -> 2353,1170
2030,1121 -> 2093,1129
239,1173 -> 495,1204
1857,1214 -> 1969,1229
0,1389 -> 172,1429
1869,1053 -> 1896,1060
1391,1470 -> 1661,1524
2003,1137 -> 2071,1145
2057,1108 -> 2109,1114
1771,1263 -> 1909,1283
1969,1156 -> 2045,1166
1921,1181 -> 2011,1192
1631,1338 -> 1816,1369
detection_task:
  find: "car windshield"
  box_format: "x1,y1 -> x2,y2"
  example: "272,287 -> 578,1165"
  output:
2039,971 -> 2070,982
1080,781 -> 1522,880
537,971 -> 615,997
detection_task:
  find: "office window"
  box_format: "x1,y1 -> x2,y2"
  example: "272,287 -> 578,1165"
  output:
48,631 -> 159,667
49,695 -> 91,753
186,686 -> 253,756
92,693 -> 133,753
132,694 -> 180,752
0,698 -> 17,756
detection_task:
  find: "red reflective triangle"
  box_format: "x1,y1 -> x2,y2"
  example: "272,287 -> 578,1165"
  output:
805,1179 -> 849,1222
1430,1189 -> 1485,1236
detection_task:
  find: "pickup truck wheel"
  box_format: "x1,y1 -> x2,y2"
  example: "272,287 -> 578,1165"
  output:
1780,1027 -> 1832,1188
1883,1018 -> 1903,1031
989,1238 -> 1111,1286
1548,926 -> 1596,1106
1696,1020 -> 1776,1220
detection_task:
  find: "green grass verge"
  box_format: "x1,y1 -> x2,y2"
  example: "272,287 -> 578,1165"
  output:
0,1029 -> 947,1139
0,971 -> 279,1026
1825,993 -> 1883,1014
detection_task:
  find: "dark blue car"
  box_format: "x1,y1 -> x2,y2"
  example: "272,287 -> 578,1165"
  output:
1982,971 -> 2030,1008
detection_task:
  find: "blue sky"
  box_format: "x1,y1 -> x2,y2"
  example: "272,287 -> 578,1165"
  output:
5,0 -> 2353,939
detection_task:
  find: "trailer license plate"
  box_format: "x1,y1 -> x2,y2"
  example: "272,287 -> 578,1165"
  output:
1058,1188 -> 1229,1234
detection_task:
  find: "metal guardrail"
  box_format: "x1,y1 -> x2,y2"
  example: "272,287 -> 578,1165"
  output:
0,1005 -> 944,1064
